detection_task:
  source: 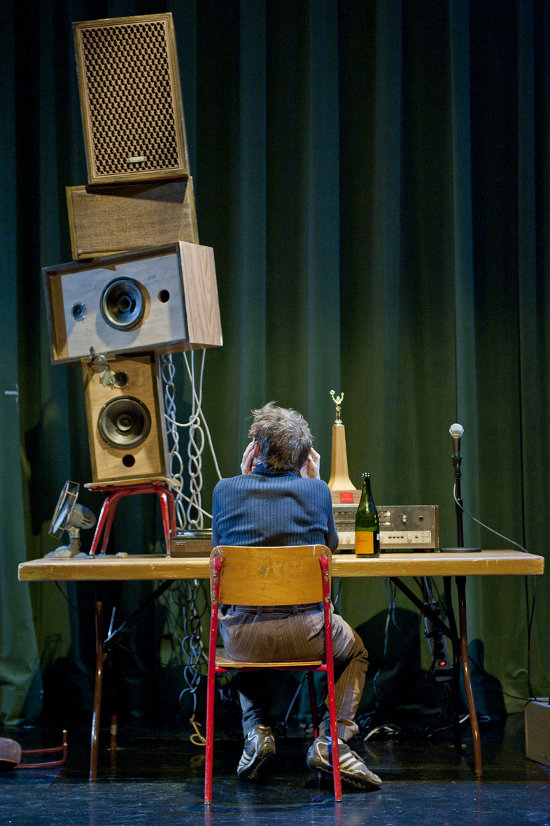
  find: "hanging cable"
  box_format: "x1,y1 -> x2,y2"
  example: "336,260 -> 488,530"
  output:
453,483 -> 540,698
453,484 -> 527,552
160,350 -> 225,746
161,351 -> 222,530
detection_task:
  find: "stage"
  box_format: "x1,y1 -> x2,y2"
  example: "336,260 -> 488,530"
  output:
1,713 -> 549,825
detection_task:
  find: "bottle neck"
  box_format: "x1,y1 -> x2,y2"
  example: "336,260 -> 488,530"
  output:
362,474 -> 373,497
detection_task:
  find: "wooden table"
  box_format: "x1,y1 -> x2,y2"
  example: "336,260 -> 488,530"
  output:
19,550 -> 544,780
18,549 -> 544,582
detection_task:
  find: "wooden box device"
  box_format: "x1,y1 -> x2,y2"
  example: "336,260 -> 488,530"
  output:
333,502 -> 439,551
73,13 -> 189,184
525,699 -> 550,767
66,179 -> 198,260
44,241 -> 223,363
82,352 -> 169,483
171,530 -> 212,557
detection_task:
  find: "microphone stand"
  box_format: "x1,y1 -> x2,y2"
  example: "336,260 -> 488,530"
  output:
452,443 -> 464,547
447,426 -> 482,777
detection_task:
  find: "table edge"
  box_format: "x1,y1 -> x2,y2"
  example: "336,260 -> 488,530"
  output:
18,550 -> 545,581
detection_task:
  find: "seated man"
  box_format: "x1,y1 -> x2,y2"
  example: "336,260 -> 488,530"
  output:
211,402 -> 382,790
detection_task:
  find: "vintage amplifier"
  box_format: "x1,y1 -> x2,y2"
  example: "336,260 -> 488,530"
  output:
333,503 -> 439,551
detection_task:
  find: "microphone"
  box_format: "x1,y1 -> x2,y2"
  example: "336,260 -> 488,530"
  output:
449,423 -> 464,456
443,421 -> 482,552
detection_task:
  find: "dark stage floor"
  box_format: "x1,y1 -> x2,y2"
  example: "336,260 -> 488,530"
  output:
1,713 -> 549,825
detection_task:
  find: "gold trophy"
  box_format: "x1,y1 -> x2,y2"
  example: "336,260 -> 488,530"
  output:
327,391 -> 357,498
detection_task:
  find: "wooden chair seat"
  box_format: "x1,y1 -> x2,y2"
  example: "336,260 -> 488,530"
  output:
215,656 -> 324,669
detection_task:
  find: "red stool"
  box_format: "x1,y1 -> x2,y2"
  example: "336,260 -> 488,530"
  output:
85,478 -> 177,556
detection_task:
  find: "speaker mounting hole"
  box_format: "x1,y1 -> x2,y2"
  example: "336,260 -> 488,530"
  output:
158,289 -> 170,303
113,371 -> 128,388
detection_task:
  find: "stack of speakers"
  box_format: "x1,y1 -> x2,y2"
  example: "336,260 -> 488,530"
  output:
43,13 -> 222,485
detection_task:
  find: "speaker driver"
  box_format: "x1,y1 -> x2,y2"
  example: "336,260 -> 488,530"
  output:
100,278 -> 146,330
98,397 -> 151,448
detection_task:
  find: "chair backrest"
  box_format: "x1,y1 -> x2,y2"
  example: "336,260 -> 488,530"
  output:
210,545 -> 331,607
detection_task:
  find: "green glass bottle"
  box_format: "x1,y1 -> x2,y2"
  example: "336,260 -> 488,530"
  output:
355,472 -> 380,556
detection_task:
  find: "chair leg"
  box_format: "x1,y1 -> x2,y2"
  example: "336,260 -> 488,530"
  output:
204,662 -> 217,804
327,672 -> 342,802
325,669 -> 342,801
307,672 -> 319,740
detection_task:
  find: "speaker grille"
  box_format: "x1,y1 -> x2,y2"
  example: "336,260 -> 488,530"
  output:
75,16 -> 188,182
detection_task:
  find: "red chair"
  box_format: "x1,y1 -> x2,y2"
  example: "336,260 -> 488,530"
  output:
204,544 -> 341,804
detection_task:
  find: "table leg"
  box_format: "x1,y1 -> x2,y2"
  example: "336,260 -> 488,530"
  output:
90,600 -> 105,781
456,575 -> 482,778
392,575 -> 482,776
443,576 -> 463,753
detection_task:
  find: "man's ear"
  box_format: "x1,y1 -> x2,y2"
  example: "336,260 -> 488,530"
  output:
252,442 -> 259,456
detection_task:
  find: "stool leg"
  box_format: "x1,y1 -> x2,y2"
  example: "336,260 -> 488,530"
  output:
88,497 -> 112,557
167,490 -> 177,544
101,488 -> 127,555
157,491 -> 172,556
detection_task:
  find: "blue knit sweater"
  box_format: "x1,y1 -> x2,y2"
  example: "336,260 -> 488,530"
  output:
211,463 -> 338,551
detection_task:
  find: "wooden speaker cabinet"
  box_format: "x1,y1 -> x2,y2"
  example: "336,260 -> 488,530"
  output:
44,241 -> 223,363
66,178 -> 199,260
73,13 -> 189,184
82,352 -> 169,482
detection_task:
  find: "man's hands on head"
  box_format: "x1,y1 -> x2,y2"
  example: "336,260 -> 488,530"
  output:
300,447 -> 321,479
241,441 -> 259,474
241,442 -> 321,478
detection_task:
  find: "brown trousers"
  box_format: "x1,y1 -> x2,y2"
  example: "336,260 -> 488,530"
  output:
219,604 -> 368,742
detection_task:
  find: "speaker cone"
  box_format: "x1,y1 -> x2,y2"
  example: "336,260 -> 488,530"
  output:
100,278 -> 146,330
98,397 -> 151,448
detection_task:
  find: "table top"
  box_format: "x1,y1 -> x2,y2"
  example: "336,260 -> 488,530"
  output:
18,550 -> 544,582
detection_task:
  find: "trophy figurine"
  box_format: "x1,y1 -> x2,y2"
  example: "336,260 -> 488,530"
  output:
327,390 -> 357,495
330,390 -> 344,425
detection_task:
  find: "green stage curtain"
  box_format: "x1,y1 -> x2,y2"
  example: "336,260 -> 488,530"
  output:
1,0 -> 548,729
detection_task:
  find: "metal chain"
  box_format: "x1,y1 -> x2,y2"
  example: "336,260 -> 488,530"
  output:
160,351 -> 222,744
